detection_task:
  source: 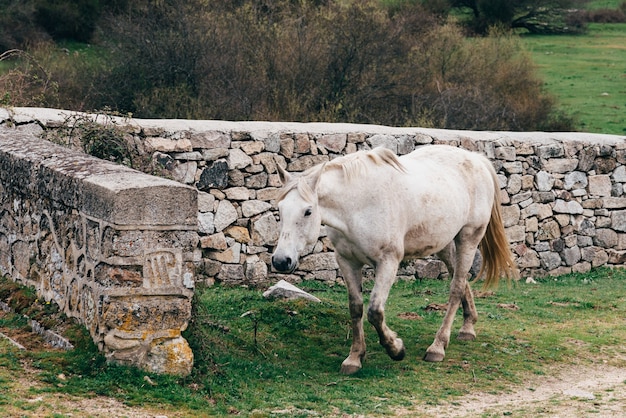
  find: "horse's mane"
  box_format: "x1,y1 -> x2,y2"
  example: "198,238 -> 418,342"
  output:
277,148 -> 406,202
328,147 -> 406,182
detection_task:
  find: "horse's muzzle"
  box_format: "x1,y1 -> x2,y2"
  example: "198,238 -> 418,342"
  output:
271,254 -> 297,273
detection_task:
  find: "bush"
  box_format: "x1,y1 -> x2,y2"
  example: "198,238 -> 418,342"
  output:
0,43 -> 106,109
572,8 -> 626,23
0,0 -> 50,50
34,0 -> 102,42
3,0 -> 574,132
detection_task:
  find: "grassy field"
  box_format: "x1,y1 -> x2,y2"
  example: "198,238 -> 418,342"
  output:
1,268 -> 626,416
522,23 -> 626,135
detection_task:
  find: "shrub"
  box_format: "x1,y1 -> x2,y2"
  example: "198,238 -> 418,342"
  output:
4,0 -> 574,132
572,8 -> 626,23
0,0 -> 50,50
0,43 -> 105,109
34,0 -> 102,42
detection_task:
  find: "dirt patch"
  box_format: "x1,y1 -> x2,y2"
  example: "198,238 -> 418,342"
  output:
400,363 -> 626,417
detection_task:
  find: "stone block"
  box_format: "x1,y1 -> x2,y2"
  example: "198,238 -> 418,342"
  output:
228,148 -> 253,169
251,212 -> 279,246
542,158 -> 578,173
535,171 -> 554,191
214,200 -> 238,232
608,249 -> 626,264
200,232 -> 228,250
366,134 -> 397,152
242,200 -> 272,217
299,253 -> 339,271
553,199 -> 583,215
588,175 -> 612,196
501,205 -> 520,227
318,134 -> 347,153
505,225 -> 525,242
564,171 -> 587,190
561,246 -> 581,266
276,137 -> 294,159
539,251 -> 561,270
611,210 -> 626,232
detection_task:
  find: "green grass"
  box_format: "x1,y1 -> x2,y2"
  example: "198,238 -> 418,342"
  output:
2,270 -> 626,416
523,23 -> 626,135
587,0 -> 624,9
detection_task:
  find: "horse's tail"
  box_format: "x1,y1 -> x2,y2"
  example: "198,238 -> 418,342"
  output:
478,167 -> 519,288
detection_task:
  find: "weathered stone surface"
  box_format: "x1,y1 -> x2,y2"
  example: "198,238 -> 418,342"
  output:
145,137 -> 193,153
0,127 -> 196,375
197,160 -> 229,190
604,198 -> 626,209
224,186 -> 250,200
564,171 -> 587,190
553,200 -> 583,214
318,134 -> 347,153
613,165 -> 626,182
540,251 -> 562,270
228,148 -> 253,169
190,131 -> 230,149
262,279 -> 321,302
200,232 -> 228,250
542,158 -> 578,173
214,200 -> 238,232
242,200 -> 272,217
287,155 -> 329,171
594,229 -> 618,248
535,171 -> 554,192
225,225 -> 251,243
367,134 -> 397,152
245,255 -> 269,284
299,253 -> 339,271
588,175 -> 612,197
501,205 -> 520,228
562,246 -> 581,266
209,243 -> 241,263
218,263 -> 245,283
251,212 -> 279,246
611,210 -> 626,232
505,225 -> 526,242
198,212 -> 215,234
414,259 -> 444,279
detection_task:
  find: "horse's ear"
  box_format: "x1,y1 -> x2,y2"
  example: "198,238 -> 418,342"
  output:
307,162 -> 326,191
276,163 -> 291,185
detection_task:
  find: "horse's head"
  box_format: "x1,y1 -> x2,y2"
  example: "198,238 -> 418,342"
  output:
271,163 -> 323,273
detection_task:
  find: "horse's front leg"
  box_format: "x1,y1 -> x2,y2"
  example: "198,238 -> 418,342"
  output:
337,255 -> 366,375
368,259 -> 405,361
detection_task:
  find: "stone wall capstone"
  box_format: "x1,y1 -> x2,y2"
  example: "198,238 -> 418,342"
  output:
3,106 -> 626,301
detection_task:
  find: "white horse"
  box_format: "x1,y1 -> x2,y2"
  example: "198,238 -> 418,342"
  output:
272,145 -> 517,374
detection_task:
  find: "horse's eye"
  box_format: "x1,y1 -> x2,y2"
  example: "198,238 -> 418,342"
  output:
304,208 -> 312,217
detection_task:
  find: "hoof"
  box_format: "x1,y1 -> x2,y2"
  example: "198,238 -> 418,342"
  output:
423,351 -> 445,362
385,338 -> 406,361
340,362 -> 362,375
457,331 -> 476,341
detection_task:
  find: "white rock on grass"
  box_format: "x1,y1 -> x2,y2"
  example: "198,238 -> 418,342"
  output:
263,280 -> 321,302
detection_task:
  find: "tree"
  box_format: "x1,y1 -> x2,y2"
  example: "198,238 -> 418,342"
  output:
449,0 -> 589,34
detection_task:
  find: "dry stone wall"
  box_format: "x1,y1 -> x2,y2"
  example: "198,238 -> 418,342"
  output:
3,107 -> 626,291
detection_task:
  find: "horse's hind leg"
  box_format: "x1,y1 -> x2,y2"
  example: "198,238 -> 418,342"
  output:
458,282 -> 477,341
437,244 -> 478,342
425,229 -> 483,362
368,258 -> 405,362
337,255 -> 367,375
